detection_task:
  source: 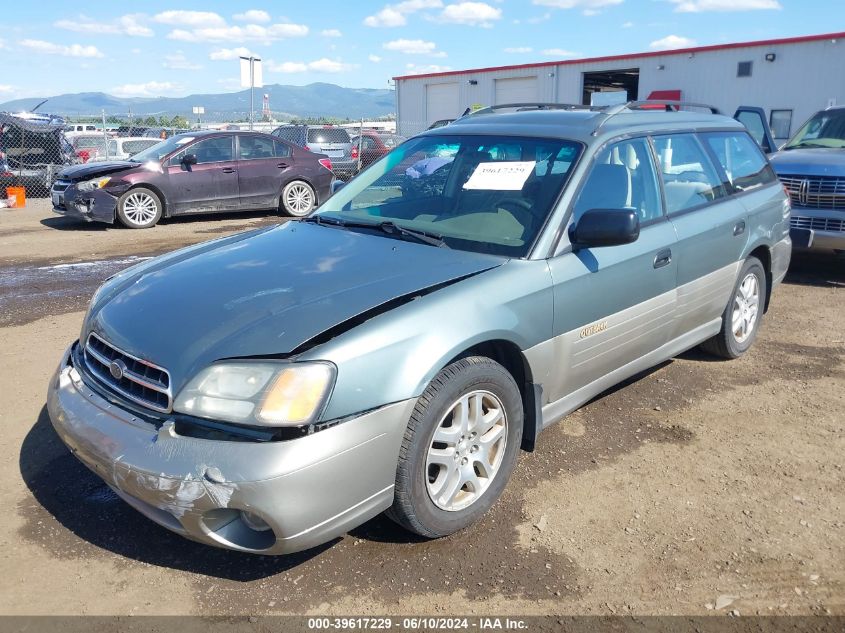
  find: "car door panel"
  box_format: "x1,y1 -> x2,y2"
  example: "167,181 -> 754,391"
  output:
167,136 -> 238,214
237,134 -> 288,210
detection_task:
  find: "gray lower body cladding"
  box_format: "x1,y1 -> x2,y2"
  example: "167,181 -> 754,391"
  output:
47,345 -> 415,554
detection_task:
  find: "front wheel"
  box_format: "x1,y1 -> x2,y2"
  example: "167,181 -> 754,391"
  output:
387,356 -> 523,538
280,180 -> 315,217
116,187 -> 162,228
701,256 -> 767,359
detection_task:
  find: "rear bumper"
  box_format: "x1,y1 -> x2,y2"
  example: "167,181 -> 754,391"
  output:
47,344 -> 415,555
330,159 -> 358,180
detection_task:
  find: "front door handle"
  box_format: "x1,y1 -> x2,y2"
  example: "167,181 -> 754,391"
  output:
733,220 -> 746,236
653,248 -> 672,269
277,162 -> 289,169
222,167 -> 236,174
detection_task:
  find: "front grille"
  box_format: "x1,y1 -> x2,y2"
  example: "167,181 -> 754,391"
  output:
83,333 -> 172,413
779,174 -> 845,210
52,180 -> 71,192
791,215 -> 845,233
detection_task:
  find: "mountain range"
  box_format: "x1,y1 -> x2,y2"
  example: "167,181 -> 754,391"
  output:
0,83 -> 395,121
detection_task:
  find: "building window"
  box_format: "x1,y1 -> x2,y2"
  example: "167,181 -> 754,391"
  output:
770,109 -> 793,139
737,61 -> 753,77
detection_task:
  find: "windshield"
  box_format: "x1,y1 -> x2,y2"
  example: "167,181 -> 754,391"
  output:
129,135 -> 196,162
316,134 -> 582,257
784,109 -> 845,149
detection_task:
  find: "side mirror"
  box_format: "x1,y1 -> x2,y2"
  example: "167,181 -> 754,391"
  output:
331,180 -> 346,194
181,154 -> 198,166
570,209 -> 640,248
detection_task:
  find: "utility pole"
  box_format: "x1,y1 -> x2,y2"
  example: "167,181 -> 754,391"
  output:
239,55 -> 263,131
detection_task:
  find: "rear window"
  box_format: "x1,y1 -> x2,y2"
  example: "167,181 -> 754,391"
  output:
122,140 -> 158,155
307,128 -> 350,144
272,127 -> 303,144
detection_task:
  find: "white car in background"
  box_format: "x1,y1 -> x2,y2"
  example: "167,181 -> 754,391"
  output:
84,137 -> 162,162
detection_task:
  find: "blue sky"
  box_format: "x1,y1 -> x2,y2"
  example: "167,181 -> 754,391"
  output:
0,0 -> 840,100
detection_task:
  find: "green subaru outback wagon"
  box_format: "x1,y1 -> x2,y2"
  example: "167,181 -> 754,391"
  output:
48,102 -> 791,554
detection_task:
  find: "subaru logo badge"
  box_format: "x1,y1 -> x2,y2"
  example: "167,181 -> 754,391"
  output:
109,359 -> 126,380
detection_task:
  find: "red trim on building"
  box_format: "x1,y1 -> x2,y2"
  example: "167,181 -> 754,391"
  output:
392,31 -> 845,81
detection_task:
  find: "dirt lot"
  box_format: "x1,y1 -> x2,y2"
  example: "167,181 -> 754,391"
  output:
0,200 -> 843,617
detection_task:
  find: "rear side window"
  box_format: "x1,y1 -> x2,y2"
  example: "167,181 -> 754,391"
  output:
238,135 -> 276,160
307,128 -> 350,144
273,140 -> 292,158
652,134 -> 728,214
702,132 -> 776,192
272,127 -> 302,144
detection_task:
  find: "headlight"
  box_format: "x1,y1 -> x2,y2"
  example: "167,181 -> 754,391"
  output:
173,362 -> 335,427
77,176 -> 111,192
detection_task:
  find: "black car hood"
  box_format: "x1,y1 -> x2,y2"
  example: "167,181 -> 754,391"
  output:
769,148 -> 845,177
85,222 -> 503,393
59,161 -> 140,181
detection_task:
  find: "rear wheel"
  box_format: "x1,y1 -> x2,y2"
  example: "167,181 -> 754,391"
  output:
387,356 -> 523,538
280,180 -> 315,217
116,187 -> 162,228
701,256 -> 767,359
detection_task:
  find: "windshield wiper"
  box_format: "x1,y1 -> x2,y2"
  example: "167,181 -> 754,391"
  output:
785,142 -> 831,149
301,216 -> 449,248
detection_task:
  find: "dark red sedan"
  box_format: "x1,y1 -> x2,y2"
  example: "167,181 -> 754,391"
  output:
351,130 -> 406,172
49,131 -> 334,228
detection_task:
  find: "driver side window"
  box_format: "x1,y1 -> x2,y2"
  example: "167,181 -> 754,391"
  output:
170,136 -> 234,166
572,137 -> 662,224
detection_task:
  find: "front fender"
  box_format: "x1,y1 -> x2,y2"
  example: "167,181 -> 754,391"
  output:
301,259 -> 555,421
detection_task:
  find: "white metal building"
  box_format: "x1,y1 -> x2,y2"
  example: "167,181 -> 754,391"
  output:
394,31 -> 845,142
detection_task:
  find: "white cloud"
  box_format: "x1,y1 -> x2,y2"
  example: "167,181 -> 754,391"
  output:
153,10 -> 226,27
112,81 -> 182,98
233,10 -> 271,22
364,0 -> 443,27
622,20 -> 634,27
403,63 -> 452,75
321,29 -> 343,37
0,39 -> 6,50
163,51 -> 202,70
369,54 -> 383,62
19,39 -> 104,58
55,14 -> 153,37
669,0 -> 781,11
383,38 -> 446,56
266,58 -> 358,73
209,47 -> 256,61
131,48 -> 142,54
649,34 -> 697,49
504,46 -> 533,53
542,48 -> 581,57
532,0 -> 623,9
0,84 -> 15,95
168,22 -> 308,43
437,2 -> 502,26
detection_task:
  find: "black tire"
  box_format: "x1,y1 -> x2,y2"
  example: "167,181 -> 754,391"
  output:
700,256 -> 767,359
116,187 -> 162,229
280,180 -> 316,217
387,356 -> 523,538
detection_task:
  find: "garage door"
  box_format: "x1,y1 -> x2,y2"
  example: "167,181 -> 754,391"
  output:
426,83 -> 460,125
495,77 -> 538,105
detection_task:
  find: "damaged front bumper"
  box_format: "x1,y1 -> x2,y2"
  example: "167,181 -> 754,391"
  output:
47,345 -> 414,555
51,181 -> 118,224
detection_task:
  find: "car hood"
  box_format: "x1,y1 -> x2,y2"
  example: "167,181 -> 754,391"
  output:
59,161 -> 140,181
85,222 -> 503,393
769,148 -> 845,177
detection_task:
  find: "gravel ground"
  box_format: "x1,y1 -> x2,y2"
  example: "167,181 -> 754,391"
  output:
0,200 -> 842,617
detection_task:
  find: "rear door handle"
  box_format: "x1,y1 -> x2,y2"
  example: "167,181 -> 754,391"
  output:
653,248 -> 672,269
733,220 -> 746,236
222,167 -> 236,174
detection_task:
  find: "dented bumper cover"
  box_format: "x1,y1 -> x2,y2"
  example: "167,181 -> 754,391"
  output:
51,181 -> 119,224
47,345 -> 414,555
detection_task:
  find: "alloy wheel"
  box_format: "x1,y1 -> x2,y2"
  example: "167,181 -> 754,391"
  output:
285,183 -> 314,216
732,272 -> 760,344
122,192 -> 158,226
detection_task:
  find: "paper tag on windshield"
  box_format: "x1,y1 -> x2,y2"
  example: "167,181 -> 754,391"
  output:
463,161 -> 535,190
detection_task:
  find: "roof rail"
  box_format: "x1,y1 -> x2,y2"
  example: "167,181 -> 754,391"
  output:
590,99 -> 722,136
465,102 -> 599,117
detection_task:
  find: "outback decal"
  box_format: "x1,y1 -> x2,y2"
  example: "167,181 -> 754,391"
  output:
580,320 -> 608,339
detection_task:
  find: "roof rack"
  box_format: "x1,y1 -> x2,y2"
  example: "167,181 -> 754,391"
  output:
591,99 -> 722,136
464,102 -> 599,118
